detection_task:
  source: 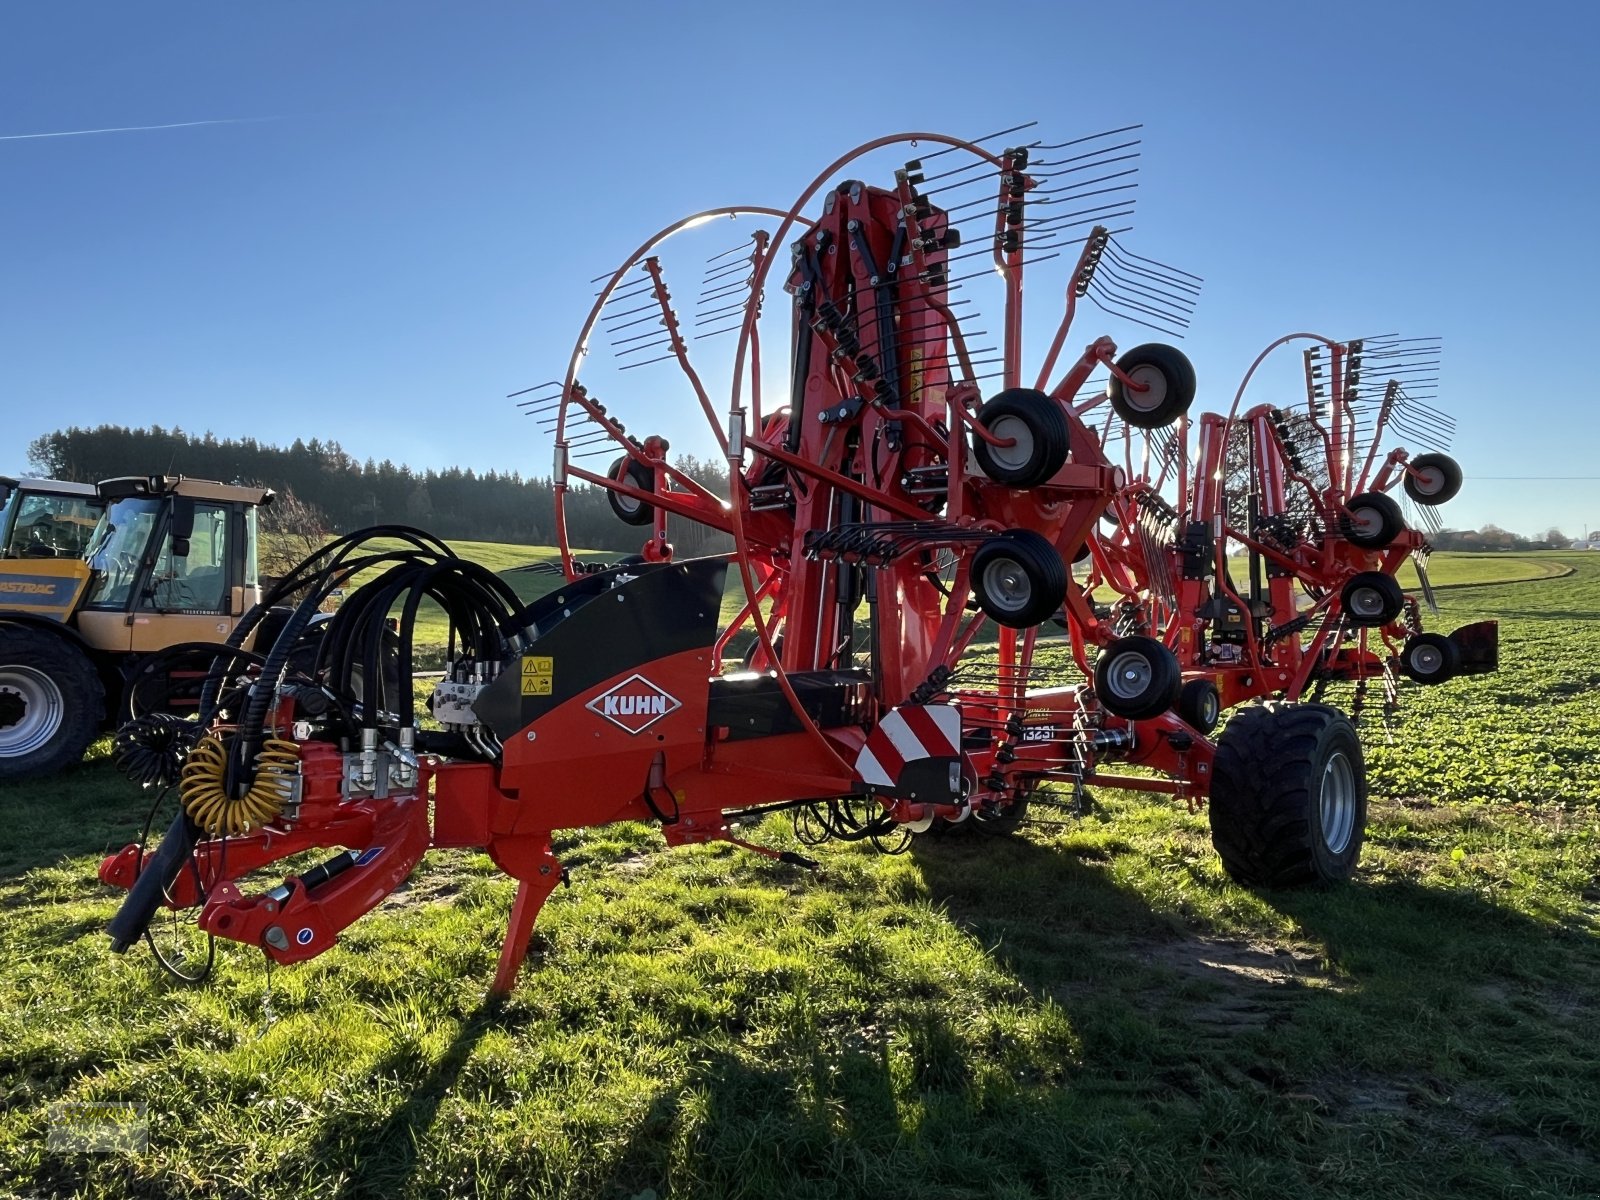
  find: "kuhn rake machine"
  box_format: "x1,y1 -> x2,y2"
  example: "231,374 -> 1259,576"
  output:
101,124 -> 1494,996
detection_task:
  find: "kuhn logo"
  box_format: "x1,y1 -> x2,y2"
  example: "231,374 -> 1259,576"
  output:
586,674 -> 682,734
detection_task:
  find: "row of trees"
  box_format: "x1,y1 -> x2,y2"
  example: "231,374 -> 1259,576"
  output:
26,425 -> 732,555
1429,525 -> 1578,552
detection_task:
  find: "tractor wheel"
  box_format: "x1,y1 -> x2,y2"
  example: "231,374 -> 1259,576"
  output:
1177,677 -> 1222,734
1341,491 -> 1406,549
972,388 -> 1071,487
1094,635 -> 1182,720
606,456 -> 656,526
1403,453 -> 1463,506
1106,343 -> 1196,429
1208,702 -> 1367,887
0,624 -> 104,781
1340,572 -> 1404,627
1400,632 -> 1460,685
971,531 -> 1068,628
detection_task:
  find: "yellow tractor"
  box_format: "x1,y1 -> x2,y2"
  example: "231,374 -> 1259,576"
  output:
0,474 -> 273,781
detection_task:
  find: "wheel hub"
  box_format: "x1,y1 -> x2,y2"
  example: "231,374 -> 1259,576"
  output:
1349,587 -> 1384,618
986,414 -> 1036,472
0,666 -> 66,756
1122,364 -> 1169,412
1411,644 -> 1443,674
982,558 -> 1032,612
1108,652 -> 1153,699
1320,750 -> 1357,855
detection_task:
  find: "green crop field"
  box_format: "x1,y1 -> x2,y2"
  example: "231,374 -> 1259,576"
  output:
1,553 -> 1596,1199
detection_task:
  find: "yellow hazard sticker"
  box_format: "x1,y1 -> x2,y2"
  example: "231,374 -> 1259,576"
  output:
520,656 -> 554,696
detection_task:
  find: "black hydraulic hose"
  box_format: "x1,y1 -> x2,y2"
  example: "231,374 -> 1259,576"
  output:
107,810 -> 198,952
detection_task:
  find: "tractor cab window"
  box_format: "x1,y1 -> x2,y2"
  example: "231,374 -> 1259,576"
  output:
85,497 -> 163,608
141,501 -> 231,613
2,492 -> 102,559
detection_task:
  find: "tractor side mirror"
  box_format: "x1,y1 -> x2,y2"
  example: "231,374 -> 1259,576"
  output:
170,497 -> 195,560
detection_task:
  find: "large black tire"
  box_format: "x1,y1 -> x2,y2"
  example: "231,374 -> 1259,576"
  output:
607,456 -> 656,526
1106,343 -> 1197,429
1208,702 -> 1367,888
0,624 -> 105,781
970,531 -> 1068,628
1341,491 -> 1406,549
972,388 -> 1071,487
1340,571 -> 1404,627
1403,453 -> 1463,506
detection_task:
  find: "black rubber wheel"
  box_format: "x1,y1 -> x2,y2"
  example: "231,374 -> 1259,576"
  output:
1340,571 -> 1404,627
970,531 -> 1068,628
972,388 -> 1071,487
1093,635 -> 1182,720
606,456 -> 656,526
1341,491 -> 1406,549
1106,343 -> 1197,429
1209,702 -> 1367,887
970,790 -> 1032,835
1177,677 -> 1222,734
1400,632 -> 1460,685
1403,453 -> 1462,506
0,624 -> 105,781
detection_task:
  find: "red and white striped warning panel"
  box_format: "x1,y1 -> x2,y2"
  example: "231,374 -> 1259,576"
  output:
855,703 -> 961,794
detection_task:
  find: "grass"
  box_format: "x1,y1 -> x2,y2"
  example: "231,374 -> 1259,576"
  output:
1,554 -> 1597,1198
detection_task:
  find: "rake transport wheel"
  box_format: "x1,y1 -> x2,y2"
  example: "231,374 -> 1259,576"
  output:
1340,571 -> 1405,627
1403,453 -> 1463,506
972,388 -> 1071,487
606,456 -> 657,526
1177,677 -> 1222,734
1208,702 -> 1367,887
1094,635 -> 1183,720
1341,491 -> 1406,549
0,624 -> 103,782
1106,343 -> 1197,430
971,531 -> 1068,628
1400,632 -> 1461,685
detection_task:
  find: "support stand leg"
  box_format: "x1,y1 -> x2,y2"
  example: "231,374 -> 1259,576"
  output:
487,835 -> 561,999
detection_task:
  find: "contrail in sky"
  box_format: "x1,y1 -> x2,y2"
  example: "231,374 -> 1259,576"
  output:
0,116 -> 283,142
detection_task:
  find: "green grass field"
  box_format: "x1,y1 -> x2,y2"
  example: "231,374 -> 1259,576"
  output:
1,553 -> 1596,1199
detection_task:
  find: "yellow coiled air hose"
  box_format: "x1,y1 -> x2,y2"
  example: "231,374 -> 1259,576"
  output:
179,734 -> 301,835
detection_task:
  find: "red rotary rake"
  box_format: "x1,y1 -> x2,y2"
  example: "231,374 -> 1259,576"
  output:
100,123 -> 1494,997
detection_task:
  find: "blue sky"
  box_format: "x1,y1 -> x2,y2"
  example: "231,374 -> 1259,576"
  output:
2,1 -> 1596,537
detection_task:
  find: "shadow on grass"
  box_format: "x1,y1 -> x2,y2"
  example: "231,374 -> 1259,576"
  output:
267,1002 -> 498,1200
0,759 -> 159,883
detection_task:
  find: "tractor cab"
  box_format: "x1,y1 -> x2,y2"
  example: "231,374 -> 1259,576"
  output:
0,477 -> 105,622
0,477 -> 103,561
78,476 -> 274,652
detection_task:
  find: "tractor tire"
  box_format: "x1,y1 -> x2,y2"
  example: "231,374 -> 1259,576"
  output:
1177,677 -> 1222,734
1340,571 -> 1404,627
972,388 -> 1071,487
1403,453 -> 1463,506
607,456 -> 656,526
0,624 -> 105,781
1208,701 -> 1367,888
1094,635 -> 1183,721
971,531 -> 1068,628
1400,632 -> 1460,685
1106,343 -> 1197,429
1341,491 -> 1406,549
